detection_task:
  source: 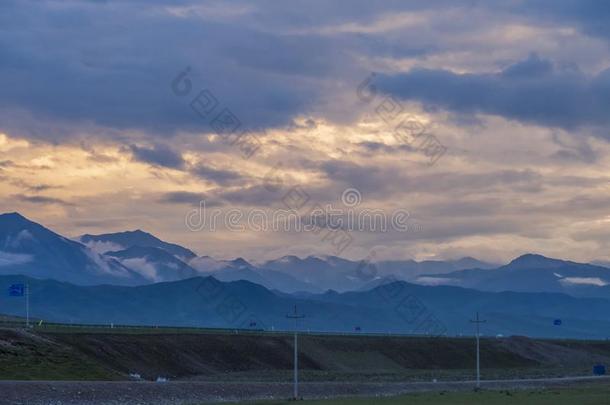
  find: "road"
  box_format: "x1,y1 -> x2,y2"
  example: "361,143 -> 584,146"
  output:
1,375 -> 608,405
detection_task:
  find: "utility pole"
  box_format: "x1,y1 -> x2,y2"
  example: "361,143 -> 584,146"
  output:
286,305 -> 305,400
470,312 -> 486,389
25,283 -> 30,328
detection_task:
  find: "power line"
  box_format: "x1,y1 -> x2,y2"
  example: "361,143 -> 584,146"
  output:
286,305 -> 305,400
470,311 -> 486,389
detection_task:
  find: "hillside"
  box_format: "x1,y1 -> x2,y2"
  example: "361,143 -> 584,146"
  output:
2,328 -> 610,381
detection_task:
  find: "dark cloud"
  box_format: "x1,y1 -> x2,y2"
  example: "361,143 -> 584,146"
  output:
0,0 -> 342,141
159,191 -> 222,206
191,164 -> 244,186
320,160 -> 390,195
9,179 -> 61,193
319,159 -> 545,196
3,0 -> 610,143
129,144 -> 185,169
501,53 -> 554,78
13,194 -> 73,206
518,1 -> 610,41
215,185 -> 282,207
376,54 -> 610,131
549,133 -> 598,163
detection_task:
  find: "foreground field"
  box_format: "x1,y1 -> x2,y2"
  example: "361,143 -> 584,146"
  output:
223,383 -> 610,405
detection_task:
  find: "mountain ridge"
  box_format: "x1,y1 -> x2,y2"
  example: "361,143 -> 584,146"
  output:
2,274 -> 610,339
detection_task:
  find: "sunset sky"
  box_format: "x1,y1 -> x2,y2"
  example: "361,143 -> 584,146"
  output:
2,1 -> 610,263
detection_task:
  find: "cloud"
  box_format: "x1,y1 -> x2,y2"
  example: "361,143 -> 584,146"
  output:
376,54 -> 610,131
13,194 -> 74,206
0,0 -> 339,141
0,251 -> 33,267
115,257 -> 159,282
319,159 -> 544,196
79,240 -> 124,255
191,164 -> 244,186
215,185 -> 282,207
2,0 -> 609,142
560,277 -> 608,287
129,144 -> 185,169
414,276 -> 458,286
159,191 -> 222,206
518,1 -> 610,41
8,179 -> 61,193
3,0 -> 610,263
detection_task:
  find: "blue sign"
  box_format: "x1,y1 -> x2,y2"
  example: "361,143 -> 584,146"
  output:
8,284 -> 25,297
594,364 -> 606,376
553,319 -> 562,326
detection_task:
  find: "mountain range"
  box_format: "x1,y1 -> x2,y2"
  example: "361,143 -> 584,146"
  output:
416,254 -> 610,299
3,211 -> 610,338
2,274 -> 610,339
0,213 -> 147,285
0,212 -> 501,292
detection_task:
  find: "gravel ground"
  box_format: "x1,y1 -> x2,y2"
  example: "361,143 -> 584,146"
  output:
1,376 -> 609,405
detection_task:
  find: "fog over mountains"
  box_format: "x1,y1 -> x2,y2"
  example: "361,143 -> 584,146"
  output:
417,254 -> 610,299
0,212 -> 501,292
3,211 -> 610,338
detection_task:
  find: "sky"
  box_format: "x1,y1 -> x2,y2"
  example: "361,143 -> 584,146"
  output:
2,0 -> 610,263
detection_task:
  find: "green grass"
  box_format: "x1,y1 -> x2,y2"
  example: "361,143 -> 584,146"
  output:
0,349 -> 118,380
221,384 -> 610,405
0,329 -> 118,380
193,367 -> 589,383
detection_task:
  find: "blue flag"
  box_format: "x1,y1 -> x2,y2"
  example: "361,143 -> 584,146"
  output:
8,284 -> 25,297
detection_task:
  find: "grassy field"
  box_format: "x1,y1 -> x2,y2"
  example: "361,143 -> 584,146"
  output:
2,326 -> 609,382
0,328 -> 118,380
220,384 -> 610,404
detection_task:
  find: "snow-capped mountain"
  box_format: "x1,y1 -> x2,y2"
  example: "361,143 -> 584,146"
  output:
5,212 -> 610,299
414,254 -> 610,298
79,229 -> 197,261
104,246 -> 199,283
0,212 -> 146,285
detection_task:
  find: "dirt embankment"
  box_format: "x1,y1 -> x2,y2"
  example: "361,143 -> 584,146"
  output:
2,328 -> 610,381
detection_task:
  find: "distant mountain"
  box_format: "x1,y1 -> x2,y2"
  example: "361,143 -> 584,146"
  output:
375,257 -> 498,280
263,255 -> 366,291
12,211 -> 609,302
210,266 -> 321,294
590,260 -> 610,269
188,256 -> 225,272
503,254 -> 570,270
79,230 -> 196,261
416,254 -> 610,298
262,255 -> 498,292
2,274 -> 610,339
0,213 -> 146,285
104,246 -> 199,282
227,257 -> 252,269
187,254 -> 319,293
